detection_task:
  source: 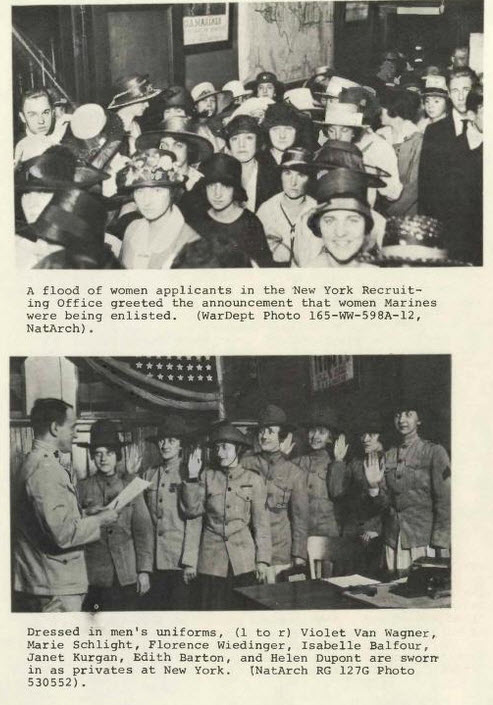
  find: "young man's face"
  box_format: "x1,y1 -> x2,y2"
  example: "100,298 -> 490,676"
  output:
160,136 -> 188,167
394,410 -> 420,437
206,182 -> 235,211
258,425 -> 281,453
229,132 -> 257,163
449,76 -> 473,115
269,125 -> 296,152
361,432 -> 382,454
20,95 -> 54,136
93,447 -> 117,476
308,426 -> 331,450
281,168 -> 309,199
215,441 -> 238,467
134,186 -> 171,221
158,436 -> 181,461
320,209 -> 366,264
54,406 -> 77,454
424,96 -> 448,121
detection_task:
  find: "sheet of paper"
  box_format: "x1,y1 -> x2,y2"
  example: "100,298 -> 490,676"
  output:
107,476 -> 150,510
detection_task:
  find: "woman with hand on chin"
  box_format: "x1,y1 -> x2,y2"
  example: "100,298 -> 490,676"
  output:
182,422 -> 271,610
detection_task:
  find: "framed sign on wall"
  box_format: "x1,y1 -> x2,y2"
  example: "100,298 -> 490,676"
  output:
183,3 -> 233,53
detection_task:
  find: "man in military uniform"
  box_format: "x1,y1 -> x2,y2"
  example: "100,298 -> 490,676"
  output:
242,405 -> 309,583
13,398 -> 118,612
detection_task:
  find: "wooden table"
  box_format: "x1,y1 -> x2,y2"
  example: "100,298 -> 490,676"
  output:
234,580 -> 364,610
234,579 -> 451,610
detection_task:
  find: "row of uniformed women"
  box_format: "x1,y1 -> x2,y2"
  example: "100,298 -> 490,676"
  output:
78,400 -> 450,611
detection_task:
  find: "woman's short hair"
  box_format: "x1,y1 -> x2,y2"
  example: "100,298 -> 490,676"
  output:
466,85 -> 483,113
309,199 -> 374,238
383,89 -> 421,123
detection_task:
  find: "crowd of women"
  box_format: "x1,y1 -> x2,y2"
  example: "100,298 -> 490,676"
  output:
14,46 -> 483,268
75,397 -> 450,611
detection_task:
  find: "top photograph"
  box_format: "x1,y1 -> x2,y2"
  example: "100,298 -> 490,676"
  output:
12,1 -> 484,270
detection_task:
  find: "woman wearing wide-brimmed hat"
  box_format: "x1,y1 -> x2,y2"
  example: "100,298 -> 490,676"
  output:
182,421 -> 271,610
191,81 -> 233,154
296,164 -> 386,268
223,114 -> 280,212
339,85 -> 403,205
107,74 -> 162,156
15,145 -> 123,269
293,141 -> 387,267
118,148 -> 204,269
175,153 -> 273,268
365,399 -> 451,578
256,147 -> 317,265
246,71 -> 285,102
77,420 -> 154,611
137,115 -> 213,191
258,102 -> 300,170
140,415 -> 202,610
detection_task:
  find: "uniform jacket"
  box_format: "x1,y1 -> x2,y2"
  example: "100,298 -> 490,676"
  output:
142,458 -> 202,571
371,437 -> 451,550
242,451 -> 308,564
337,458 -> 384,537
77,472 -> 153,587
182,464 -> 271,578
293,449 -> 347,536
13,439 -> 101,596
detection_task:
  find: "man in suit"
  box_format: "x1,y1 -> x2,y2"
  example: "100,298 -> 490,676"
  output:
418,67 -> 478,261
13,398 -> 118,612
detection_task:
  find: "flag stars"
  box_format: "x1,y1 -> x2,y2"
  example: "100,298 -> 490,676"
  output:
146,362 -> 153,369
168,374 -> 174,381
188,375 -> 194,381
156,362 -> 163,370
206,375 -> 213,381
166,363 -> 173,370
157,374 -> 163,380
177,364 -> 183,370
187,364 -> 193,371
136,362 -> 143,368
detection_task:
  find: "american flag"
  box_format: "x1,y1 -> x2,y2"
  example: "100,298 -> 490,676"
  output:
83,357 -> 221,412
122,356 -> 219,392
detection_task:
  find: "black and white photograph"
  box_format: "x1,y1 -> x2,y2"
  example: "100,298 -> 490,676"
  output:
12,1 -> 483,269
10,354 -> 451,612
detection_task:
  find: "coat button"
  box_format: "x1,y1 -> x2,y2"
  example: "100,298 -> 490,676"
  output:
159,498 -> 163,503
158,530 -> 164,536
161,484 -> 165,487
227,487 -> 231,491
226,505 -> 230,509
108,530 -> 113,535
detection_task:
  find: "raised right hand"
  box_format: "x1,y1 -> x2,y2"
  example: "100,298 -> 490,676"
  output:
363,451 -> 385,488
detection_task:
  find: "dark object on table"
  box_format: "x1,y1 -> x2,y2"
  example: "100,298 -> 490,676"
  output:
392,557 -> 451,599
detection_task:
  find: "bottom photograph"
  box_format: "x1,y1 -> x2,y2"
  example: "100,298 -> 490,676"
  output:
10,355 -> 451,612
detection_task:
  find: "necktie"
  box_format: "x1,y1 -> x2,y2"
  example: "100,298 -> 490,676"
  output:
461,119 -> 469,135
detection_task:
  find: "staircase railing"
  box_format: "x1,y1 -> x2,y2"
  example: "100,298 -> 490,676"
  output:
12,24 -> 73,106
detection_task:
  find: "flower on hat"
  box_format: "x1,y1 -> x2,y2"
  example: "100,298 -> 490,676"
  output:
123,148 -> 184,187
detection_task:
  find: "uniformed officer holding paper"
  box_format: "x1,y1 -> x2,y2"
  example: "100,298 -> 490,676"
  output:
13,398 -> 118,612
